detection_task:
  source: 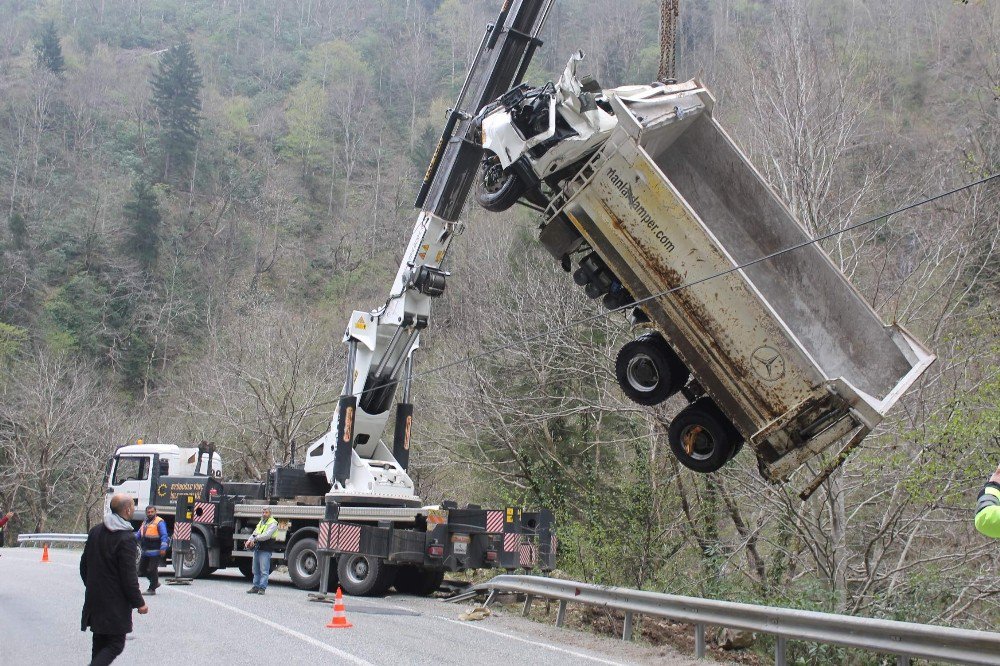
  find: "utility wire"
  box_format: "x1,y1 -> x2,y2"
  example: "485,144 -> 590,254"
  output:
397,171 -> 1000,390
233,171 -> 999,424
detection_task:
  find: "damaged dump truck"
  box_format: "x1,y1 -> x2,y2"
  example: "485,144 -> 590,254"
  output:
475,54 -> 935,496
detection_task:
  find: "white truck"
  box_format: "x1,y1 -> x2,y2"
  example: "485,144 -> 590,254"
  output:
474,62 -> 935,496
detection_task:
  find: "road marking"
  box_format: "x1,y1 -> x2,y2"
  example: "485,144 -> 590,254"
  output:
435,615 -> 626,665
171,587 -> 374,666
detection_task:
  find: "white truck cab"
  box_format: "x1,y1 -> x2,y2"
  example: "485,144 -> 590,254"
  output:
106,442 -> 222,514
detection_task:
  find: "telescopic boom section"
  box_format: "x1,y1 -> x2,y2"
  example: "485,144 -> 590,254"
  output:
304,1 -> 554,505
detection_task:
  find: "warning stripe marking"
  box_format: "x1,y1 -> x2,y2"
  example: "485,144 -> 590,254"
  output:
193,502 -> 215,524
486,511 -> 504,533
503,532 -> 519,553
173,522 -> 192,541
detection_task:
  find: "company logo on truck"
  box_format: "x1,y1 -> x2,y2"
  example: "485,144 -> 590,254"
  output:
607,168 -> 676,253
751,346 -> 785,381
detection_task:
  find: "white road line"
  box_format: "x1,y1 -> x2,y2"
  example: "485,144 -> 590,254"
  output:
171,587 -> 374,666
435,615 -> 627,666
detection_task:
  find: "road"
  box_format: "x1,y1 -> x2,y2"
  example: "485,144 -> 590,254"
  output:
1,547 -> 708,665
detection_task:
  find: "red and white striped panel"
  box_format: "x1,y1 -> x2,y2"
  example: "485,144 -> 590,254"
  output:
551,534 -> 557,555
503,532 -> 520,553
318,522 -> 333,550
337,524 -> 362,553
193,502 -> 215,524
485,511 -> 504,534
173,522 -> 192,542
519,543 -> 536,568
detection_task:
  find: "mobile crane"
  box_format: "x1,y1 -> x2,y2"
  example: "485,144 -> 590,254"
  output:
108,0 -> 560,597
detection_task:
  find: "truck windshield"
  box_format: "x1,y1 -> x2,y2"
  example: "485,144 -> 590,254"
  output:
113,456 -> 150,485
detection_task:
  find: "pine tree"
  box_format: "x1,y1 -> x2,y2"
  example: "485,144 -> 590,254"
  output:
8,213 -> 29,251
123,180 -> 162,273
151,38 -> 203,181
34,21 -> 65,75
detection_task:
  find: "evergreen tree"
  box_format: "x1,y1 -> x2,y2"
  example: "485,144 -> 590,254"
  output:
8,213 -> 29,251
151,38 -> 203,181
34,21 -> 65,75
123,180 -> 162,273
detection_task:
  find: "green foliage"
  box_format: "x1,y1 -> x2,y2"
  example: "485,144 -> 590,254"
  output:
122,180 -> 162,273
151,38 -> 203,180
0,322 -> 28,365
34,21 -> 65,75
8,213 -> 29,251
281,81 -> 330,172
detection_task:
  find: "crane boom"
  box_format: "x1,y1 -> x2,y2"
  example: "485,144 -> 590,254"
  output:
304,0 -> 554,505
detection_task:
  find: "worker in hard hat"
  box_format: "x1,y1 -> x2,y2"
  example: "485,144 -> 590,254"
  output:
974,462 -> 1000,538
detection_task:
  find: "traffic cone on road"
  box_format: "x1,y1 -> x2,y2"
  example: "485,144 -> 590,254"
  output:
41,544 -> 50,563
325,587 -> 353,629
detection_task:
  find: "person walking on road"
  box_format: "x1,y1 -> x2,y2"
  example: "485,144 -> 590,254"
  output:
81,494 -> 149,666
135,505 -> 169,595
245,507 -> 278,595
975,462 -> 1000,538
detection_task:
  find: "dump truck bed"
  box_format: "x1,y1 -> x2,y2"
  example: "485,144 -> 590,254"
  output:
548,81 -> 934,482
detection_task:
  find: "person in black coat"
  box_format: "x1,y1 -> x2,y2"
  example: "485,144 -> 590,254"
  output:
80,494 -> 149,666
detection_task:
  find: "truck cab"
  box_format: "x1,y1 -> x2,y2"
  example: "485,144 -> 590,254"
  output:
105,442 -> 222,515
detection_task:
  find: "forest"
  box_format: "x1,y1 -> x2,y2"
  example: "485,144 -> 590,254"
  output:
0,0 -> 997,647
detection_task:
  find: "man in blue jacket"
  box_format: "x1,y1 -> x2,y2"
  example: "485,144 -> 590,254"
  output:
135,506 -> 169,595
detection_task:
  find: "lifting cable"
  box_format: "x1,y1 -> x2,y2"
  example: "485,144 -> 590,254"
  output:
397,171 -> 1000,390
229,170 -> 999,427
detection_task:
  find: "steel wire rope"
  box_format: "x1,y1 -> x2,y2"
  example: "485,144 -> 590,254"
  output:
348,171 -> 1000,401
223,172 -> 999,430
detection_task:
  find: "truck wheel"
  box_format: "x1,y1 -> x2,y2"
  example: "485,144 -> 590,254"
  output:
337,553 -> 397,596
668,399 -> 739,473
288,538 -> 322,590
237,559 -> 253,580
476,152 -> 526,212
393,566 -> 445,596
615,333 -> 689,406
179,533 -> 210,579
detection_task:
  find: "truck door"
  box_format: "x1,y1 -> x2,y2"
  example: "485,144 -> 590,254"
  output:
107,454 -> 153,512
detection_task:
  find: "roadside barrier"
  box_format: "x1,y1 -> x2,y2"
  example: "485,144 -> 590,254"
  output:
451,574 -> 1000,666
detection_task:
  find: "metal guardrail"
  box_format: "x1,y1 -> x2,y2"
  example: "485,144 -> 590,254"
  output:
456,575 -> 1000,666
17,533 -> 88,544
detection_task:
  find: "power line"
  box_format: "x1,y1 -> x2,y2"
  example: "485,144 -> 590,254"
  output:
286,170 -> 997,419
403,171 -> 999,387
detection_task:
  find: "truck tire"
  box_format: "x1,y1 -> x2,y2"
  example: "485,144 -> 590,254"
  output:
178,533 -> 210,579
287,537 -> 322,590
393,566 -> 445,596
237,559 -> 253,580
337,553 -> 397,597
476,152 -> 526,212
615,333 -> 689,406
668,398 -> 740,473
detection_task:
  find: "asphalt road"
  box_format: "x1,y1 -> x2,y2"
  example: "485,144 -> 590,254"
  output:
1,547 -> 708,665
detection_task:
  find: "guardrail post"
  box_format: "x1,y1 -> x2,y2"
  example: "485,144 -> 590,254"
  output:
623,611 -> 634,641
897,655 -> 910,666
522,594 -> 533,617
694,623 -> 705,658
556,600 -> 567,628
775,636 -> 787,666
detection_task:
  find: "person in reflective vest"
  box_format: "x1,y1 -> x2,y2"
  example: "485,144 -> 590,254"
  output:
245,508 -> 278,595
975,462 -> 1000,539
135,506 -> 169,595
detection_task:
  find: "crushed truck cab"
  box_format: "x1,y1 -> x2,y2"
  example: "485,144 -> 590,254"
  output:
490,77 -> 934,493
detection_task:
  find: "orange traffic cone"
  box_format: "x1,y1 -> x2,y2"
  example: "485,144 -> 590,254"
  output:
41,544 -> 50,563
325,587 -> 353,629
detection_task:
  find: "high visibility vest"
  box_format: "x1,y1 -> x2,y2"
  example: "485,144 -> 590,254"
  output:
253,516 -> 278,537
140,516 -> 165,552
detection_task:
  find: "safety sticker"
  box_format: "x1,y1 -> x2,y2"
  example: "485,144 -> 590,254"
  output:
486,511 -> 504,534
193,502 -> 216,524
173,522 -> 192,542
